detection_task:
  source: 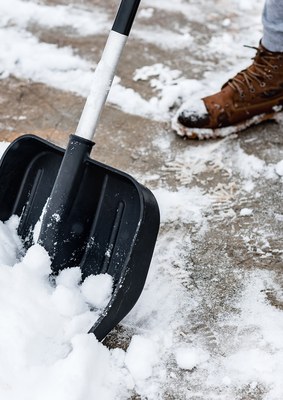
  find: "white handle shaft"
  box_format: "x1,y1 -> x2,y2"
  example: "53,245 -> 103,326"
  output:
75,30 -> 127,141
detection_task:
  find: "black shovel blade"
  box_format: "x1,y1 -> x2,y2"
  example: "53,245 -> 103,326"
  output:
0,135 -> 160,340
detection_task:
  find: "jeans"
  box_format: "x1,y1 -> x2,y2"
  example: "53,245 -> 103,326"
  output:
262,0 -> 283,52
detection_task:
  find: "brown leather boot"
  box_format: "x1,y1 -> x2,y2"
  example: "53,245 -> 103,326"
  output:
173,44 -> 283,139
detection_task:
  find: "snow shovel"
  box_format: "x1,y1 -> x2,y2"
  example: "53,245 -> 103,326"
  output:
0,0 -> 160,341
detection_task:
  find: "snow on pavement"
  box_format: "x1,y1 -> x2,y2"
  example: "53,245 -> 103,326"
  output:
0,0 -> 283,399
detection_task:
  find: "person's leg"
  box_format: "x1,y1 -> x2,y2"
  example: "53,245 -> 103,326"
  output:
173,1 -> 283,140
262,0 -> 283,52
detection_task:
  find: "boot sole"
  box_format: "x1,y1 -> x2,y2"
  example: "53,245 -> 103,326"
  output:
172,110 -> 283,140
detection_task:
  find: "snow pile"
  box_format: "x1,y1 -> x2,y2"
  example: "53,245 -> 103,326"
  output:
125,335 -> 159,381
0,197 -> 209,400
0,222 -> 127,400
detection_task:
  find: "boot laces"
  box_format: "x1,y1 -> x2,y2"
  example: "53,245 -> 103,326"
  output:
227,45 -> 278,96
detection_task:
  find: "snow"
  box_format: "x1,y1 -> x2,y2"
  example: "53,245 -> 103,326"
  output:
239,208 -> 253,217
0,230 -> 130,400
275,159 -> 283,176
0,0 -> 283,399
81,274 -> 113,309
0,0 -> 109,36
124,335 -> 159,381
175,347 -> 210,371
0,0 -> 263,122
0,27 -> 93,95
0,142 -> 9,157
0,216 -> 22,266
154,187 -> 212,224
210,271 -> 283,398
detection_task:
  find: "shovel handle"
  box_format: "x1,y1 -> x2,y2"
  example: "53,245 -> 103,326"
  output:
112,0 -> 140,36
75,0 -> 140,141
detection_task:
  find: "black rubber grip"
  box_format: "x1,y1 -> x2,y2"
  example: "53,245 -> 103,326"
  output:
112,0 -> 140,36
